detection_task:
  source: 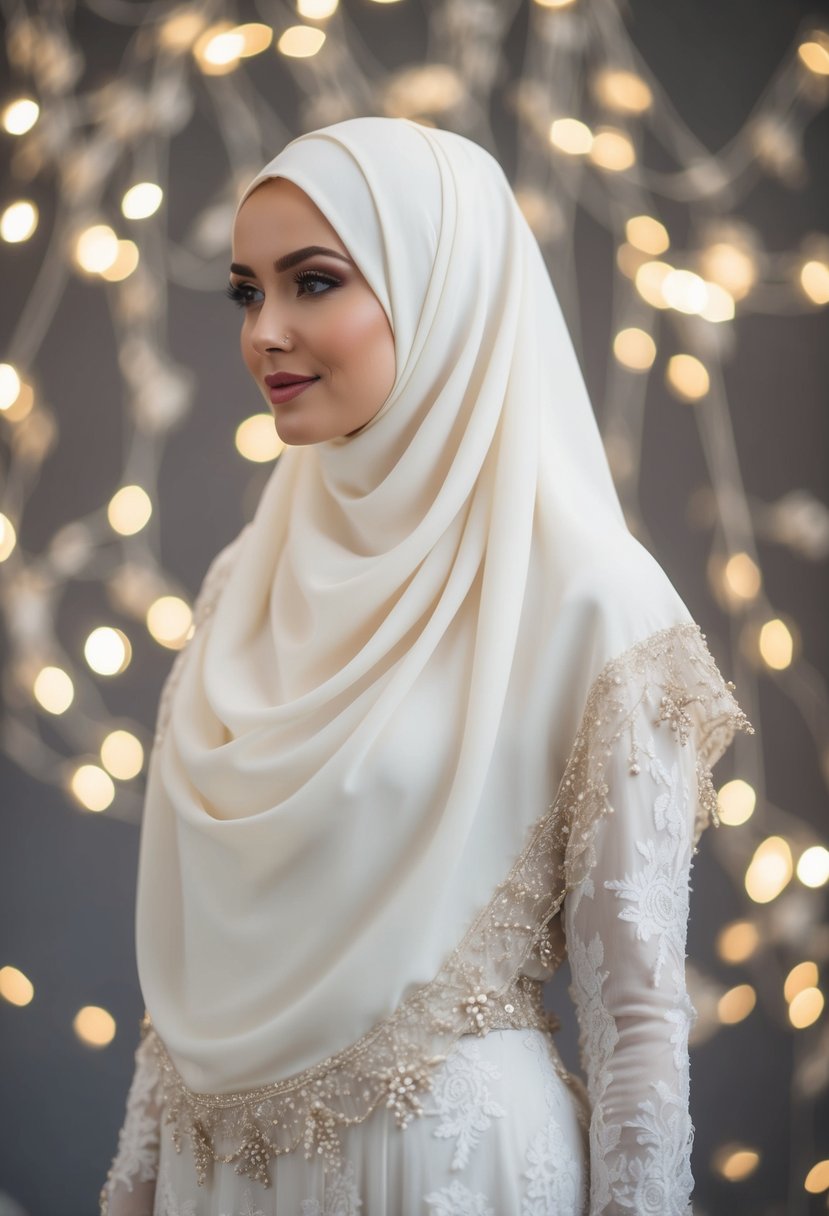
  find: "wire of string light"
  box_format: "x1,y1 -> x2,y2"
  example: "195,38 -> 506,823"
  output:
1,0 -> 828,1204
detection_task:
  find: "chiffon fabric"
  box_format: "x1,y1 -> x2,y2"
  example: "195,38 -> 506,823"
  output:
100,118 -> 753,1215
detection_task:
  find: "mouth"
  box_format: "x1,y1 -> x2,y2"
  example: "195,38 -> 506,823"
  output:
265,375 -> 320,405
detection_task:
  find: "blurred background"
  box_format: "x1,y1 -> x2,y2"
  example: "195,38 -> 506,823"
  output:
0,0 -> 827,1212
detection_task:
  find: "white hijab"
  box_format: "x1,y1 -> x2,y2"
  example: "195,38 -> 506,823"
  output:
135,117 -> 742,1097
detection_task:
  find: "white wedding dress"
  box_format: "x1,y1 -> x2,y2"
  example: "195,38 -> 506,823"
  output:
100,666 -> 715,1216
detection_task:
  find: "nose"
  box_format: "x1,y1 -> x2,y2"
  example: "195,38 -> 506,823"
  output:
249,297 -> 294,355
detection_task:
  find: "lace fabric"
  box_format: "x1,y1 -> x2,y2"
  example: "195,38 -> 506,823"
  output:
101,559 -> 752,1208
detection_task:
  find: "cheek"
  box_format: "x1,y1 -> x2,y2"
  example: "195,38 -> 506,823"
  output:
327,297 -> 394,386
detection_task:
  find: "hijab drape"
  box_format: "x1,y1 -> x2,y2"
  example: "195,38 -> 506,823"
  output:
136,117 -> 744,1096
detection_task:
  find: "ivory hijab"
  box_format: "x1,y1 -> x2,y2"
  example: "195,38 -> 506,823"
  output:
135,118 -> 698,1093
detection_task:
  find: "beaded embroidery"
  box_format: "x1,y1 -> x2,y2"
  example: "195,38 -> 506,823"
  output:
140,537 -> 753,1190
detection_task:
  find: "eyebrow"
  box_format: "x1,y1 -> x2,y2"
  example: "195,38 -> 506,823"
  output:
230,246 -> 352,277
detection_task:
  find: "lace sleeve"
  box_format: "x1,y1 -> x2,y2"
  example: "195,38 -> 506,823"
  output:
563,675 -> 717,1215
99,1019 -> 163,1216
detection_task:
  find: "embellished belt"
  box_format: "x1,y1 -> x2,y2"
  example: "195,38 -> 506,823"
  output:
145,971 -> 580,1188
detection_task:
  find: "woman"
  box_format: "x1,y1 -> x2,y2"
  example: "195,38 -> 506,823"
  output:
99,117 -> 753,1215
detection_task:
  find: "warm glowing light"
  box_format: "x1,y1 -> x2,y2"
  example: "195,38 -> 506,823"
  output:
589,128 -> 636,172
1,200 -> 38,243
159,9 -> 206,51
784,961 -> 819,1004
798,32 -> 829,76
533,0 -> 578,8
74,1005 -> 116,1046
797,845 -> 829,888
625,215 -> 669,255
724,552 -> 761,602
236,414 -> 286,462
805,1159 -> 829,1194
1,378 -> 33,422
146,596 -> 192,649
70,764 -> 116,812
121,182 -> 163,220
549,118 -> 593,155
194,23 -> 245,72
699,242 -> 757,300
717,983 -> 756,1024
716,779 -> 756,827
800,260 -> 829,306
298,0 -> 339,16
594,68 -> 652,114
699,282 -> 736,323
613,328 -> 656,371
789,987 -> 824,1029
234,23 -> 274,55
759,618 -> 794,669
716,920 -> 760,964
100,240 -> 139,283
107,485 -> 153,536
662,268 -> 708,314
2,98 -> 40,135
713,1144 -> 761,1182
100,730 -> 145,780
634,259 -> 673,308
666,354 -> 709,401
384,66 -> 465,118
84,626 -> 132,676
0,514 -> 17,562
0,965 -> 34,1006
33,666 -> 75,714
277,25 -> 326,57
745,836 -> 793,903
0,362 -> 21,411
75,225 -> 119,274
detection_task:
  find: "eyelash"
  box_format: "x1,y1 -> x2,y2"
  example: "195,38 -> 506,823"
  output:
224,270 -> 342,309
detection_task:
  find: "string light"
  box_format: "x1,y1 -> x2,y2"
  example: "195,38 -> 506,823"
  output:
1,97 -> 39,134
796,845 -> 829,888
613,328 -> 656,371
277,25 -> 326,58
625,215 -> 670,255
298,0 -> 340,17
235,414 -> 286,462
73,1005 -> 116,1046
0,966 -> 34,1006
1,200 -> 38,243
33,666 -> 75,714
716,778 -> 756,827
121,183 -> 163,220
83,627 -> 132,676
70,763 -> 116,812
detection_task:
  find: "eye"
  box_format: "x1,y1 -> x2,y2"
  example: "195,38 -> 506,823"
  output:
225,282 -> 261,309
294,269 -> 341,297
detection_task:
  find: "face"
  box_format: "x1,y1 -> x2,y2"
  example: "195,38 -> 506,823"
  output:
229,177 -> 396,446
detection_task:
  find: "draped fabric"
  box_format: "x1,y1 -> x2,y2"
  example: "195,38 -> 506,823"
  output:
134,117 -> 740,1110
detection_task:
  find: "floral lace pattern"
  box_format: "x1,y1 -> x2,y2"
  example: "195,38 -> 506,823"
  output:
426,1035 -> 507,1170
564,673 -> 713,1214
520,1030 -> 588,1214
100,1030 -> 164,1215
102,529 -> 752,1209
423,1180 -> 495,1216
300,1161 -> 363,1216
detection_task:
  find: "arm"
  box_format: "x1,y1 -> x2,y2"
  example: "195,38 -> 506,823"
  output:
563,687 -> 702,1216
99,1020 -> 163,1216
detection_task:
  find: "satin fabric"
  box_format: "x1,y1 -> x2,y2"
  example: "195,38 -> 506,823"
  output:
135,117 -> 695,1094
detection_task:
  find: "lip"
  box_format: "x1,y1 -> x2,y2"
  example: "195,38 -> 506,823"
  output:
267,377 -> 319,405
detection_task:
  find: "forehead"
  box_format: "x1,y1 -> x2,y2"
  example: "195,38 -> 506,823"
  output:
232,177 -> 348,257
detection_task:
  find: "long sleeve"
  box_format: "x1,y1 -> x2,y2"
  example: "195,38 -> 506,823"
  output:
99,1020 -> 163,1216
563,683 -> 704,1216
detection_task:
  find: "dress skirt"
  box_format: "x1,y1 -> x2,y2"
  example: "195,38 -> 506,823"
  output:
152,1027 -> 589,1216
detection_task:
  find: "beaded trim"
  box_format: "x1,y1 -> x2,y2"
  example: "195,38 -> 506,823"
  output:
144,536 -> 753,1189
